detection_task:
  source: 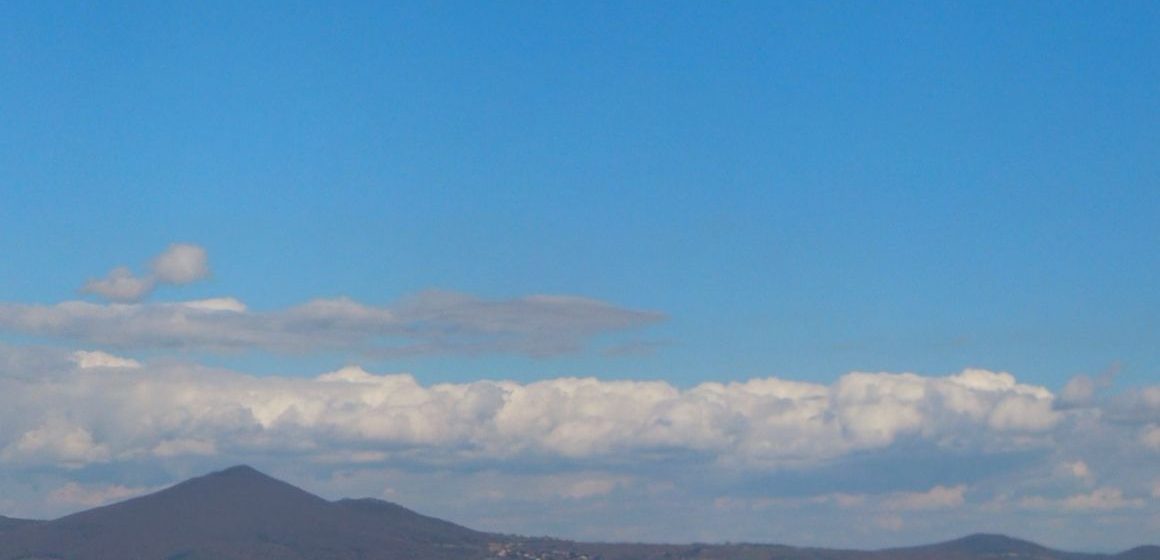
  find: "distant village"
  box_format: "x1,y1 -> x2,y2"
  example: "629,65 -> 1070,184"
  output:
489,541 -> 595,560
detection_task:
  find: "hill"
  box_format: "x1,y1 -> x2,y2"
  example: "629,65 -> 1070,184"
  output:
0,466 -> 1153,560
1116,547 -> 1160,560
0,517 -> 38,534
870,533 -> 1108,560
0,466 -> 489,560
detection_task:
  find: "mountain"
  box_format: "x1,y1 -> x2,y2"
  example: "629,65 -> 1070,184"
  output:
874,533 -> 1108,560
0,466 -> 1153,560
0,517 -> 38,534
0,465 -> 489,560
528,534 -> 1146,560
1117,547 -> 1160,560
505,534 -> 1126,560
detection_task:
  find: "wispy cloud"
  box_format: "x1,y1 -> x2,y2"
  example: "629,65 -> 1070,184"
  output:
714,485 -> 967,513
42,245 -> 667,357
0,291 -> 663,357
1019,487 -> 1145,512
883,485 -> 967,511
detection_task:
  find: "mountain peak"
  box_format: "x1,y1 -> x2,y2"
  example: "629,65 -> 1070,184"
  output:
152,464 -> 329,512
0,515 -> 40,533
170,464 -> 301,492
0,465 -> 486,559
1116,545 -> 1160,560
959,532 -> 1022,542
217,464 -> 262,475
200,464 -> 271,482
945,533 -> 1048,554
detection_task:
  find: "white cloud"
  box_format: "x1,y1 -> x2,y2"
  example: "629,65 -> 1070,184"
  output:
80,244 -> 212,303
0,417 -> 110,467
0,359 -> 1069,471
1146,388 -> 1160,408
71,350 -> 141,369
1059,365 -> 1120,407
81,267 -> 155,303
1061,375 -> 1097,405
151,243 -> 209,284
556,476 -> 629,500
831,493 -> 868,508
883,485 -> 967,511
1062,487 -> 1144,511
0,343 -> 1157,548
39,245 -> 662,355
875,514 -> 904,531
180,298 -> 247,312
49,482 -> 155,508
1020,487 -> 1145,512
987,395 -> 1060,432
1060,460 -> 1093,482
1141,425 -> 1160,451
713,485 -> 965,514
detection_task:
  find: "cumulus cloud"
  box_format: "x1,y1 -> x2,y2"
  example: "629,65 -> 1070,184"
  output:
1,345 -> 1158,548
151,243 -> 209,284
80,243 -> 211,303
0,361 -> 1065,469
1059,364 -> 1120,407
0,292 -> 663,357
81,267 -> 156,303
0,417 -> 110,467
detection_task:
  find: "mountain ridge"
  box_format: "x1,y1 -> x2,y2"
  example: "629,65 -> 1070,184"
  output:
0,517 -> 38,534
0,466 -> 1153,560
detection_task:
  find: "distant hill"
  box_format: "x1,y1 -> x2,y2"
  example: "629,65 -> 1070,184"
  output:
0,465 -> 489,560
1116,547 -> 1160,560
0,517 -> 38,534
0,466 -> 1153,560
508,533 -> 1125,560
517,533 -> 1151,560
872,533 -> 1108,560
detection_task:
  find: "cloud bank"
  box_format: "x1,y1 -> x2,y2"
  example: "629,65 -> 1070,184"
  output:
4,244 -> 1157,550
0,354 -> 1087,469
0,346 -> 1156,550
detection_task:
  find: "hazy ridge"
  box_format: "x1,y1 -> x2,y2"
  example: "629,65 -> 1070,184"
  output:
0,466 -> 1153,560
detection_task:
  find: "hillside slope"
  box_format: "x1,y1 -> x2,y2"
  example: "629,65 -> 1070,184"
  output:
0,466 -> 489,560
0,467 -> 1152,560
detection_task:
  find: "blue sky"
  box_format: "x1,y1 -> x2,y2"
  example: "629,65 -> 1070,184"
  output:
1,1 -> 1159,551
